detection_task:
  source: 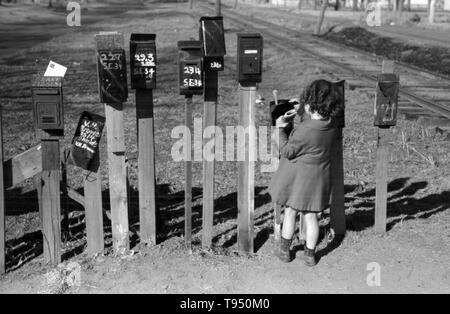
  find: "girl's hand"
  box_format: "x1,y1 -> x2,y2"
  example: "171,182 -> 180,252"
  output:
275,116 -> 291,128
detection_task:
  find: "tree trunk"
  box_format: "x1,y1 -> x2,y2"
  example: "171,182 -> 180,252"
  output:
352,0 -> 358,11
406,0 -> 411,11
298,0 -> 302,9
190,0 -> 193,9
315,0 -> 328,35
429,0 -> 436,23
233,0 -> 238,9
398,0 -> 403,13
216,0 -> 221,16
314,0 -> 318,10
334,0 -> 339,10
48,0 -> 52,8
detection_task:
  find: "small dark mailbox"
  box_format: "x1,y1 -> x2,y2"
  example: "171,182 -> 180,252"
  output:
374,73 -> 399,127
332,80 -> 346,128
130,33 -> 157,90
31,75 -> 64,132
237,33 -> 263,86
95,33 -> 128,103
177,41 -> 204,96
199,16 -> 226,72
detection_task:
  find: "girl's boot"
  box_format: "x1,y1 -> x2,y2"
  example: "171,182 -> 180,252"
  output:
276,237 -> 292,263
303,246 -> 317,267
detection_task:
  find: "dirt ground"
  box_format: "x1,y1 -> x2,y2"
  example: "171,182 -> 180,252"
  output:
0,1 -> 449,294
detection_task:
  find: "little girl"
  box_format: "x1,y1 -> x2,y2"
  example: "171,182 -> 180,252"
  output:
269,79 -> 340,267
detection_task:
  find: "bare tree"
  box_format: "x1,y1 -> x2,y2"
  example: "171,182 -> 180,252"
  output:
315,0 -> 328,35
352,0 -> 358,11
234,0 -> 238,9
429,0 -> 436,23
298,0 -> 303,9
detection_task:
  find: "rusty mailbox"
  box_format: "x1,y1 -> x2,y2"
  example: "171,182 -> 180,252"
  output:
374,73 -> 399,127
237,33 -> 263,86
178,41 -> 204,96
31,75 -> 64,133
130,33 -> 157,90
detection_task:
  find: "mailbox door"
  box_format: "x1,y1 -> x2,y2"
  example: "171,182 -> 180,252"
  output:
130,34 -> 156,90
237,34 -> 263,85
97,49 -> 128,103
374,74 -> 399,127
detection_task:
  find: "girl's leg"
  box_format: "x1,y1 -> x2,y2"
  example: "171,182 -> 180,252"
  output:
304,212 -> 319,250
281,207 -> 297,240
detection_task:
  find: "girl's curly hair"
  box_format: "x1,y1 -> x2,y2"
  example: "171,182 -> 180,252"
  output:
299,79 -> 343,119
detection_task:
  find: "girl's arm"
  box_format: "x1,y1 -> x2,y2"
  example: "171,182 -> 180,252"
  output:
278,127 -> 305,160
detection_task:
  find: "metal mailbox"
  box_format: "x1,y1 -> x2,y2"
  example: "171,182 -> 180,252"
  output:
374,73 -> 399,127
95,32 -> 128,103
177,41 -> 204,96
31,75 -> 64,131
130,33 -> 157,90
199,16 -> 226,72
237,33 -> 263,85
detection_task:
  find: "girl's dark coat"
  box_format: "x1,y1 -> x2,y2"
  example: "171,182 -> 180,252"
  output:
269,118 -> 336,212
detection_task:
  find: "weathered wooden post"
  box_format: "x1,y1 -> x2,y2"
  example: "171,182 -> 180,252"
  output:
69,111 -> 105,256
130,34 -> 158,246
374,60 -> 399,233
177,41 -> 204,246
0,105 -> 5,273
270,90 -> 281,241
330,80 -> 346,237
199,16 -> 226,248
236,33 -> 263,253
95,32 -> 130,253
31,75 -> 64,265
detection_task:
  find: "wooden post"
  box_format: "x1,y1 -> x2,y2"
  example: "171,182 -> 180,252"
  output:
202,71 -> 218,249
271,90 -> 281,241
96,32 -> 130,253
237,85 -> 256,253
375,60 -> 395,233
136,90 -> 157,245
104,103 -> 129,252
185,96 -> 193,246
41,139 -> 61,265
330,128 -> 346,236
84,165 -> 104,256
0,107 -> 5,274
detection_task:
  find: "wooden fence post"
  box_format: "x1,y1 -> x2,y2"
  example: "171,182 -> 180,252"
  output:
202,71 -> 218,249
84,165 -> 104,256
95,32 -> 130,253
136,90 -> 157,245
185,95 -> 193,246
330,80 -> 346,237
237,85 -> 257,253
0,106 -> 5,274
375,60 -> 395,233
41,139 -> 61,265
